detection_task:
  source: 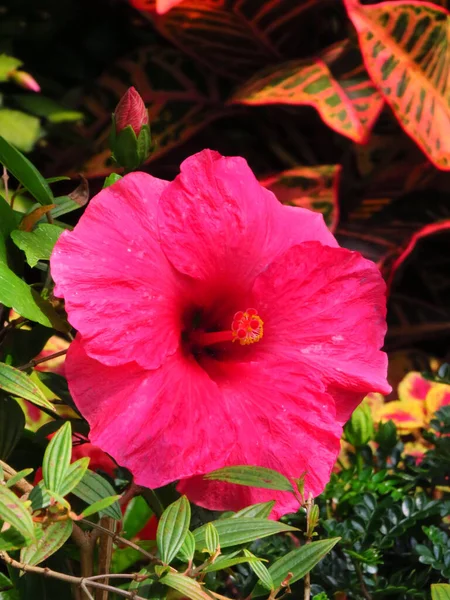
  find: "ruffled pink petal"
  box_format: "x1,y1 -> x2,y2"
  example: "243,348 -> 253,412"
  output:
251,242 -> 390,424
178,360 -> 341,519
65,337 -> 238,488
51,173 -> 185,369
158,150 -> 337,286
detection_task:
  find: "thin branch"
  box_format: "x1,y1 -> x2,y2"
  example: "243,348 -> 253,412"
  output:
95,517 -> 115,600
0,459 -> 33,494
2,165 -> 9,205
303,494 -> 313,600
0,552 -> 149,600
80,519 -> 158,563
18,349 -> 68,371
354,561 -> 372,600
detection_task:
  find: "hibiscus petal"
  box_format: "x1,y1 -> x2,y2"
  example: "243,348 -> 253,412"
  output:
251,242 -> 390,424
158,150 -> 337,285
65,337 -> 238,488
178,360 -> 341,519
51,173 -> 184,369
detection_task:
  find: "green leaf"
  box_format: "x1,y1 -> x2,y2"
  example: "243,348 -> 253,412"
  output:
253,538 -> 340,597
11,95 -> 83,124
204,522 -> 220,554
160,572 -> 212,600
11,224 -> 64,268
80,494 -> 121,519
243,549 -> 274,591
0,485 -> 35,541
6,468 -> 33,489
232,501 -> 275,519
205,465 -> 294,492
0,363 -> 55,410
29,481 -> 51,512
0,110 -> 41,153
72,470 -> 121,520
432,585 -> 450,600
177,530 -> 196,563
0,196 -> 20,263
122,495 -> 153,540
103,173 -> 122,189
194,518 -> 297,550
0,526 -> 28,551
20,520 -> 73,566
0,262 -> 65,330
204,552 -> 264,573
0,135 -> 54,205
0,54 -> 22,81
157,495 -> 191,565
0,395 -> 25,460
58,457 -> 90,497
42,421 -> 72,494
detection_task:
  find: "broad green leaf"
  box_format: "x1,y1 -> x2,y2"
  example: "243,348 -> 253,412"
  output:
58,457 -> 90,497
0,363 -> 54,410
194,518 -> 297,550
42,421 -> 72,494
232,501 -> 275,520
6,468 -> 33,490
205,465 -> 294,492
157,495 -> 191,565
0,485 -> 35,541
204,552 -> 264,573
73,469 -> 121,520
122,495 -> 153,540
0,135 -> 54,205
80,494 -> 121,518
0,54 -> 22,81
11,224 -> 64,267
160,572 -> 212,600
0,526 -> 28,551
253,538 -> 340,597
432,584 -> 450,600
20,520 -> 73,566
0,262 -> 66,330
103,173 -> 122,188
29,481 -> 51,511
204,522 -> 220,554
344,0 -> 450,170
0,110 -> 41,153
177,530 -> 196,563
0,395 -> 25,460
243,549 -> 274,591
0,196 -> 20,263
11,95 -> 83,123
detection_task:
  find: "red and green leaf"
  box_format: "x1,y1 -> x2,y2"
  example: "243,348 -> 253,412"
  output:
260,165 -> 340,232
344,0 -> 450,170
232,41 -> 384,142
76,45 -> 225,178
131,0 -> 329,79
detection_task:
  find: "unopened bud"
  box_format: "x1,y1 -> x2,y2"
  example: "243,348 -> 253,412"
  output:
110,87 -> 151,171
344,401 -> 375,448
8,70 -> 40,93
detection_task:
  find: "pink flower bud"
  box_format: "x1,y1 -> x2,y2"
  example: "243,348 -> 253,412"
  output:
8,70 -> 41,93
114,87 -> 148,136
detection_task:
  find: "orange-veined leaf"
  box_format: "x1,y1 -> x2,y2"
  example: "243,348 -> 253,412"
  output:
232,41 -> 383,142
344,0 -> 450,169
131,0 -> 330,79
260,164 -> 340,232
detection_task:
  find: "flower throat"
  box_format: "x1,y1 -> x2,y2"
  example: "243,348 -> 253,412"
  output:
190,308 -> 263,347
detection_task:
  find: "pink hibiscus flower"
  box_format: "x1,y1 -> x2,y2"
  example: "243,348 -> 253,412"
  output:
50,150 -> 390,518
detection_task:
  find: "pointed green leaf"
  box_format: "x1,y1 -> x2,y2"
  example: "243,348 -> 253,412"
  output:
0,54 -> 22,81
0,526 -> 28,551
11,224 -> 64,268
204,522 -> 220,554
29,481 -> 51,511
58,457 -> 90,497
42,421 -> 72,494
0,110 -> 41,153
157,495 -> 191,565
204,551 -> 264,573
103,173 -> 122,189
253,538 -> 340,597
205,465 -> 294,492
232,501 -> 275,519
72,469 -> 121,519
432,585 -> 450,600
243,549 -> 274,591
0,485 -> 35,541
0,364 -> 54,410
0,395 -> 25,460
20,520 -> 73,566
194,518 -> 297,550
80,494 -> 121,518
177,530 -> 196,563
160,572 -> 212,600
0,135 -> 54,205
5,468 -> 33,489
